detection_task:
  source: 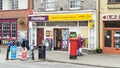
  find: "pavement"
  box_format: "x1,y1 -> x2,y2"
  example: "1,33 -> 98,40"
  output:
1,46 -> 120,68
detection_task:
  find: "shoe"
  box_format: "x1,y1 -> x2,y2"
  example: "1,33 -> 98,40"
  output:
80,54 -> 83,56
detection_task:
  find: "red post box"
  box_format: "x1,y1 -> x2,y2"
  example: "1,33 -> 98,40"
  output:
69,38 -> 78,59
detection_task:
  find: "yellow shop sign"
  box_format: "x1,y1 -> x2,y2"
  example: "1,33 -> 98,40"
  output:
48,13 -> 92,21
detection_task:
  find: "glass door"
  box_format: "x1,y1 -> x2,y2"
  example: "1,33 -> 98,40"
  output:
104,30 -> 112,47
103,30 -> 113,54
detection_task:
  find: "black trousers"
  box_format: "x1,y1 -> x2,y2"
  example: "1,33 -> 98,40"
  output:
31,49 -> 34,60
6,46 -> 10,60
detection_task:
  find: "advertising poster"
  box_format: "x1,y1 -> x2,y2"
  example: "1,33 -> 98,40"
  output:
62,30 -> 68,50
16,46 -> 22,59
10,46 -> 17,59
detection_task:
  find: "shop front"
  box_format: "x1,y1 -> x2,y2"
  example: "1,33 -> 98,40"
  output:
29,12 -> 96,51
0,18 -> 17,44
102,14 -> 120,54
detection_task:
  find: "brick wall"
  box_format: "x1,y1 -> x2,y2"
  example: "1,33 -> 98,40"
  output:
0,10 -> 28,30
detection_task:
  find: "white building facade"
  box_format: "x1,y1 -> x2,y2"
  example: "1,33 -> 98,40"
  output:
1,0 -> 28,10
29,0 -> 96,52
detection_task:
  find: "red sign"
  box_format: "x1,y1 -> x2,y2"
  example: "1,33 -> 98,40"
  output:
27,9 -> 33,15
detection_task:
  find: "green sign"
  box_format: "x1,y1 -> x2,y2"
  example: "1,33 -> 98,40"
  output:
70,32 -> 77,38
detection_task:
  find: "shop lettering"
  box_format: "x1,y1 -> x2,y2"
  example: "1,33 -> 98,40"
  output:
31,17 -> 46,21
108,15 -> 117,19
102,14 -> 120,21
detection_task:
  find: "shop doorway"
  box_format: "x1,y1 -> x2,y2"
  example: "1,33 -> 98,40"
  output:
103,22 -> 120,54
103,29 -> 120,54
37,28 -> 44,46
54,28 -> 69,50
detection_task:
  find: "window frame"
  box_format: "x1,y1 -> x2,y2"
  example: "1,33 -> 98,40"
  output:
2,22 -> 11,38
0,19 -> 17,40
0,0 -> 2,10
69,0 -> 81,10
10,0 -> 18,10
45,0 -> 55,11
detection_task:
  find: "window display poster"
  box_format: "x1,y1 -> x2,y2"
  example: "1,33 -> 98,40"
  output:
18,30 -> 27,40
46,30 -> 53,37
62,30 -> 68,49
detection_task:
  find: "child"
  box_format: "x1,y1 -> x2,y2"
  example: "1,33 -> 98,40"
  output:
22,47 -> 27,60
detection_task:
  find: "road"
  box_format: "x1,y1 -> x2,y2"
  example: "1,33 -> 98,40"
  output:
0,60 -> 103,68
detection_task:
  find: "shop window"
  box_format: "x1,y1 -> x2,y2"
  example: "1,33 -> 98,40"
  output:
79,21 -> 88,26
104,30 -> 112,47
36,22 -> 45,26
104,22 -> 120,28
46,21 -> 77,26
2,22 -> 10,38
0,20 -> 17,39
114,30 -> 120,48
11,22 -> 17,38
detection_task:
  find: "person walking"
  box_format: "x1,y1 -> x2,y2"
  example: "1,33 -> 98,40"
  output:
15,40 -> 19,47
30,42 -> 34,60
77,35 -> 84,56
6,40 -> 12,60
21,39 -> 26,48
22,47 -> 27,60
0,39 -> 2,45
18,36 -> 23,46
25,40 -> 30,50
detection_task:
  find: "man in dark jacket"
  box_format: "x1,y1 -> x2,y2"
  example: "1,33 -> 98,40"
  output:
6,40 -> 11,60
21,39 -> 26,48
25,40 -> 30,50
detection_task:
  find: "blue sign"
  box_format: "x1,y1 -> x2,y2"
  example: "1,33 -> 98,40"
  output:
10,46 -> 17,59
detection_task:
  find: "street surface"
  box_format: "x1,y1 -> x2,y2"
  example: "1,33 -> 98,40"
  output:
1,46 -> 120,68
0,60 -> 103,68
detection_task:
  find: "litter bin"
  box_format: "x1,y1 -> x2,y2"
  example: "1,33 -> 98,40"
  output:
38,45 -> 46,59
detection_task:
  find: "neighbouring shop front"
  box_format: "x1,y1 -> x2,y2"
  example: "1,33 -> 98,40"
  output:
0,18 -> 28,45
29,12 -> 96,51
0,18 -> 17,45
102,14 -> 120,54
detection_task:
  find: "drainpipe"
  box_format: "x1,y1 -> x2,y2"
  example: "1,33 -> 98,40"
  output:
98,0 -> 100,49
